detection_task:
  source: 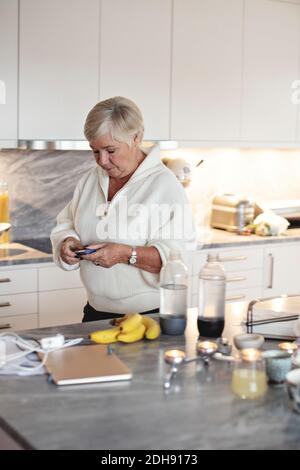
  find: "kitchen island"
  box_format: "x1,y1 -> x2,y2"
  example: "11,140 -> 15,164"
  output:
0,304 -> 299,450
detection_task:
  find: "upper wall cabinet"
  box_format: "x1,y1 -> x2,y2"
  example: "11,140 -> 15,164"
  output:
99,0 -> 172,141
19,0 -> 100,140
0,0 -> 18,141
171,0 -> 243,141
241,0 -> 300,142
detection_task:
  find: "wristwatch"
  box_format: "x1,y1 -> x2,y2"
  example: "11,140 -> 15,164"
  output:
128,246 -> 137,265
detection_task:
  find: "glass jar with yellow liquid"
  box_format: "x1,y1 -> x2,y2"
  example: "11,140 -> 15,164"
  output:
231,349 -> 267,400
0,181 -> 10,243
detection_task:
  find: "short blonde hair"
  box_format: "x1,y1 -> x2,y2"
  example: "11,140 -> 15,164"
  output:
84,96 -> 144,146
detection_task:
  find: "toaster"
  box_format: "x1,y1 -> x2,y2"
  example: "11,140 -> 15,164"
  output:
210,194 -> 255,233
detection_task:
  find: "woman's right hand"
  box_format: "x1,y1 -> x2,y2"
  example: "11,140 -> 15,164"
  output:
60,237 -> 84,265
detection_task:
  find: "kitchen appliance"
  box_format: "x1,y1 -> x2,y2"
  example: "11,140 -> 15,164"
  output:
210,194 -> 255,233
162,157 -> 203,187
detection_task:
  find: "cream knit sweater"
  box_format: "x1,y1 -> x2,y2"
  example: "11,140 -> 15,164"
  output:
51,145 -> 196,314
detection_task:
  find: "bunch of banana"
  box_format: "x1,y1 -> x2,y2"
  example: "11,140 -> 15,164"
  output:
90,313 -> 160,344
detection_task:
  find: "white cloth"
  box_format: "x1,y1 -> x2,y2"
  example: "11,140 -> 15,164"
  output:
51,145 -> 196,314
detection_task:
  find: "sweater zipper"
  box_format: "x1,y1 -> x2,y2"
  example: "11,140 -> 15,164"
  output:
103,178 -> 136,216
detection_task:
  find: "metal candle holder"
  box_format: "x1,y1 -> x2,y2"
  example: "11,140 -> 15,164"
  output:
163,341 -> 219,389
196,340 -> 218,366
163,349 -> 186,390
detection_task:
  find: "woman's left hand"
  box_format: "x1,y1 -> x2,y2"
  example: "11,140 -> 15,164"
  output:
79,242 -> 131,268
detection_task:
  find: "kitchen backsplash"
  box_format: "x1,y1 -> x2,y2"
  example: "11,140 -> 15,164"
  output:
0,149 -> 94,240
1,147 -> 300,240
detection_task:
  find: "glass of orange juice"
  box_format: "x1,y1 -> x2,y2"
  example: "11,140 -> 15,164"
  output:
231,349 -> 268,399
0,181 -> 10,244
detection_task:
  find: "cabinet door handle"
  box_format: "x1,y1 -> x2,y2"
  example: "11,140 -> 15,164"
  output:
0,278 -> 11,283
219,256 -> 247,263
0,323 -> 12,330
226,276 -> 247,283
268,253 -> 274,289
226,294 -> 246,301
0,302 -> 11,308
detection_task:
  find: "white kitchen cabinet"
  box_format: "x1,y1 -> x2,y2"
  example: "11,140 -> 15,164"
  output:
39,288 -> 86,327
38,266 -> 82,291
0,293 -> 38,317
171,0 -> 243,141
38,265 -> 86,326
19,0 -> 99,140
272,0 -> 300,4
190,246 -> 264,307
0,268 -> 37,295
0,314 -> 38,333
0,262 -> 86,329
100,0 -> 172,140
241,0 -> 300,142
262,243 -> 300,297
0,0 -> 18,141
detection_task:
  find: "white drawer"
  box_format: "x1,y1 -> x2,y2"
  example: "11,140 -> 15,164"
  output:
38,266 -> 83,291
190,285 -> 262,308
191,267 -> 263,298
192,248 -> 263,274
0,268 -> 37,295
225,287 -> 262,303
0,293 -> 38,316
218,248 -> 263,272
39,288 -> 86,327
0,314 -> 38,332
226,269 -> 263,291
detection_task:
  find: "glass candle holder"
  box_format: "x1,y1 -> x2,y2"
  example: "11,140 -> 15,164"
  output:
231,348 -> 267,400
278,342 -> 298,356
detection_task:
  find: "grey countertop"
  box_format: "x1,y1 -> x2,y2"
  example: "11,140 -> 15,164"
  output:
0,304 -> 299,450
198,227 -> 300,249
0,242 -> 52,267
1,227 -> 300,267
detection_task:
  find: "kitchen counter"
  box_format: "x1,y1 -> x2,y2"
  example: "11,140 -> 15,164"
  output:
198,227 -> 300,249
0,242 -> 52,267
1,228 -> 300,267
0,304 -> 299,450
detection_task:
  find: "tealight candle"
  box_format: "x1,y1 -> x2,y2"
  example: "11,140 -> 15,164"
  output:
164,349 -> 186,366
196,340 -> 218,366
197,340 -> 218,357
278,342 -> 298,355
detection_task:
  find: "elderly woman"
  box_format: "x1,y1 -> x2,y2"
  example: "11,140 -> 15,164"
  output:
51,96 -> 195,322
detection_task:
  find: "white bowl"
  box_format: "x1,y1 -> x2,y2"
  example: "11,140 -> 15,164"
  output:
233,333 -> 265,350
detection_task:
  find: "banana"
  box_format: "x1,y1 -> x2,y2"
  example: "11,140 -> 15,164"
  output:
142,316 -> 161,340
117,323 -> 146,343
119,313 -> 143,334
90,326 -> 120,344
109,314 -> 129,326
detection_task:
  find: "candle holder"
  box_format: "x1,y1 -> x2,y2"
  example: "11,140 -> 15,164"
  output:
196,340 -> 218,366
278,342 -> 298,356
163,349 -> 186,390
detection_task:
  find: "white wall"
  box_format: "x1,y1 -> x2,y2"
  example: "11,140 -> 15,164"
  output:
160,147 -> 300,226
